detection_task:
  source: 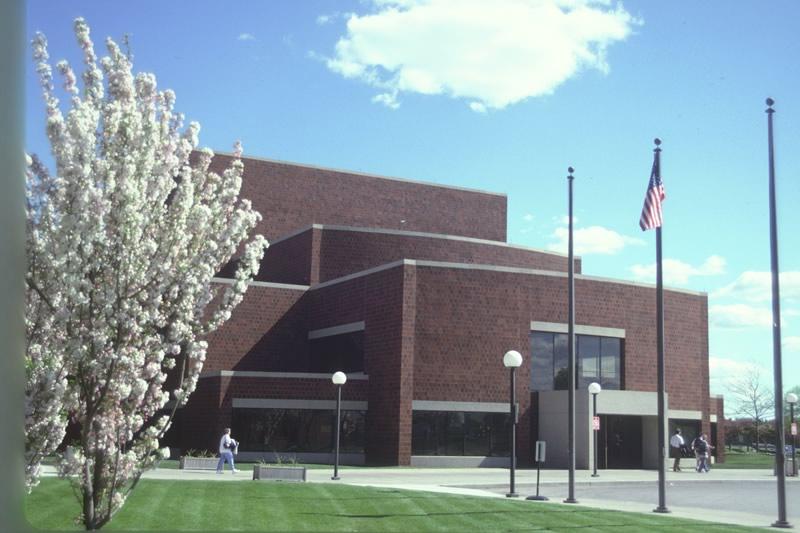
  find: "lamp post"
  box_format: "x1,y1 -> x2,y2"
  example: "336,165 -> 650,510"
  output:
787,393 -> 798,477
588,382 -> 602,477
331,371 -> 347,481
504,350 -> 523,497
765,98 -> 790,529
565,166 -> 578,504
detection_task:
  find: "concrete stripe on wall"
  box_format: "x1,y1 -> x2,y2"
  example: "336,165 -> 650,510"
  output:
199,370 -> 369,380
308,321 -> 365,339
531,321 -> 626,338
412,400 -> 510,413
233,398 -> 368,411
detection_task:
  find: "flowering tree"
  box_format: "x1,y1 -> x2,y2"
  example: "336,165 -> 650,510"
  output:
25,18 -> 266,529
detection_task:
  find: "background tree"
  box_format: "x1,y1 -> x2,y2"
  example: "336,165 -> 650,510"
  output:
726,365 -> 774,452
25,19 -> 266,529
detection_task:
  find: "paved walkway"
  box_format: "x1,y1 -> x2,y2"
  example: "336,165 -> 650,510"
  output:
42,465 -> 798,529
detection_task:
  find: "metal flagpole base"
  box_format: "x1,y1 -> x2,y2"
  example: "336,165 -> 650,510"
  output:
506,493 -> 519,498
331,476 -> 340,480
526,495 -> 549,501
653,507 -> 671,514
591,474 -> 599,478
771,520 -> 792,529
563,498 -> 578,504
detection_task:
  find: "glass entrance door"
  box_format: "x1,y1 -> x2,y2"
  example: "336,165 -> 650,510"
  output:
598,415 -> 643,469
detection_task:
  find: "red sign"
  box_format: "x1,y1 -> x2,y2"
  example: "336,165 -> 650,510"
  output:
792,423 -> 797,436
593,416 -> 600,431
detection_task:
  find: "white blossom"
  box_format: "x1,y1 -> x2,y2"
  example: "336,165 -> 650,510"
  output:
25,18 -> 267,529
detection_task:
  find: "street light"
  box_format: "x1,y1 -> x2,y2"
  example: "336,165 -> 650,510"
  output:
787,392 -> 798,477
331,371 -> 347,481
588,382 -> 602,477
503,349 -> 523,498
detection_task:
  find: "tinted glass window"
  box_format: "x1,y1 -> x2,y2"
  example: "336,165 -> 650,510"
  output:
411,411 -> 509,457
232,408 -> 366,453
554,334 -> 569,390
601,337 -> 621,389
578,335 -> 600,388
531,331 -> 623,391
531,332 -> 554,391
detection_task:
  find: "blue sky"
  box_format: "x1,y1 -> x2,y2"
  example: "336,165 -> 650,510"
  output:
25,1 -> 800,406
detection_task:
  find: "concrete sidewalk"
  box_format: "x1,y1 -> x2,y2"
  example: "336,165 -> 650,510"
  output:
42,465 -> 796,528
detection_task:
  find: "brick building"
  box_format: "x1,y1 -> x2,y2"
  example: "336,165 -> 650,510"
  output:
171,153 -> 725,469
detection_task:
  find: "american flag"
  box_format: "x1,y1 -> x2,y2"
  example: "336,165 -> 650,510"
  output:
639,157 -> 665,231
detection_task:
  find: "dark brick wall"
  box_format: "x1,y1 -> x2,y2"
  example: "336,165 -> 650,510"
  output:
412,266 -> 533,464
184,262 -> 710,466
316,227 -> 579,283
259,228 -> 315,284
410,265 -> 710,464
209,154 -> 507,243
215,375 -> 370,436
710,395 -> 726,463
176,376 -> 223,452
306,266 -> 414,465
204,284 -> 308,372
258,225 -> 580,286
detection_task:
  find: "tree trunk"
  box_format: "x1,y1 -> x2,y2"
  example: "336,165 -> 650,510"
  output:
82,483 -> 95,530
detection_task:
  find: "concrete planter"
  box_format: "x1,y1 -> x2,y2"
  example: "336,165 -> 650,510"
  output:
252,465 -> 307,482
180,457 -> 219,470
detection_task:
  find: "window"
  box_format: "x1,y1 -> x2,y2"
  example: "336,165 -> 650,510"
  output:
578,336 -> 600,386
530,332 -> 623,391
308,330 -> 364,373
232,408 -> 366,453
411,411 -> 509,456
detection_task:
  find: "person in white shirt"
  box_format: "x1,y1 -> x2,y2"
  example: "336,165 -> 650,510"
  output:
669,428 -> 685,472
216,428 -> 238,474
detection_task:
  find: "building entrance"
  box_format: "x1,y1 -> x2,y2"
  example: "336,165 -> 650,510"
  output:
598,415 -> 642,469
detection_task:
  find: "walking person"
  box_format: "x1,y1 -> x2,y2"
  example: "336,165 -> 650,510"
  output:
700,433 -> 713,472
693,433 -> 710,473
670,428 -> 685,471
216,427 -> 238,474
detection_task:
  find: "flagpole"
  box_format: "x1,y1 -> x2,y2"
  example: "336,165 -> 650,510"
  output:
766,97 -> 791,529
564,166 -> 578,504
652,138 -> 670,514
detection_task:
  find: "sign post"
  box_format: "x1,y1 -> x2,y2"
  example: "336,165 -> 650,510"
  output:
526,441 -> 548,501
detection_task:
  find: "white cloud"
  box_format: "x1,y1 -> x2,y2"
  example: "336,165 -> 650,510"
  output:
555,215 -> 578,225
372,91 -> 400,109
547,225 -> 644,255
714,271 -> 800,303
238,33 -> 256,41
709,357 -> 770,394
324,0 -> 638,110
710,356 -> 769,379
523,213 -> 535,222
316,12 -> 354,25
709,303 -> 774,329
630,255 -> 726,286
469,102 -> 487,113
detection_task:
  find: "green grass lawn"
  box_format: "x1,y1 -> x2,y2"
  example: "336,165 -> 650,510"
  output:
26,478 -> 763,532
715,450 -> 778,469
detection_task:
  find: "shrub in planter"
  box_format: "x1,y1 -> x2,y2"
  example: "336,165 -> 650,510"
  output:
252,457 -> 306,481
180,449 -> 219,470
252,464 -> 307,481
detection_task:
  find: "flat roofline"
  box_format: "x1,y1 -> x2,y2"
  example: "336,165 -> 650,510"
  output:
311,258 -> 707,297
211,277 -> 309,291
270,223 -> 575,261
212,150 -> 507,198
